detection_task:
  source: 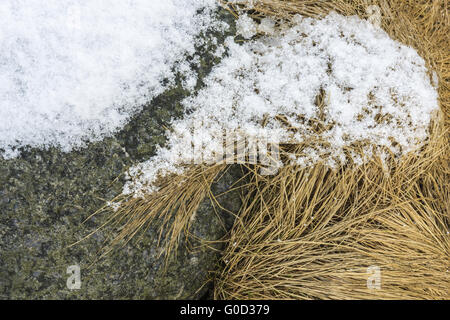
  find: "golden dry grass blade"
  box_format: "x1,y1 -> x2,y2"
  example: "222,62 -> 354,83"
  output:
215,0 -> 449,300
93,163 -> 228,259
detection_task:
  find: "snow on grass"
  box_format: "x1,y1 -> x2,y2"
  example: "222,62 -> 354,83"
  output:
0,0 -> 224,159
123,12 -> 439,197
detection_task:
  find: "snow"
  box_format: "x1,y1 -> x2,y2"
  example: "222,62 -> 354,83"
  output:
0,0 -> 224,158
123,12 -> 439,197
236,14 -> 258,39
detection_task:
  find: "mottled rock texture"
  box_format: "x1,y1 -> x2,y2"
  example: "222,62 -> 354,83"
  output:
0,9 -> 239,299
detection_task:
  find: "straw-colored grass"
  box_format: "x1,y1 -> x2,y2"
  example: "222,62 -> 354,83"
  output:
98,0 -> 449,299
91,163 -> 227,258
215,121 -> 449,299
214,0 -> 449,300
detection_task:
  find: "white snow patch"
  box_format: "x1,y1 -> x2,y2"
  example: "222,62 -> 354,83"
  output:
123,12 -> 439,197
0,0 -> 224,158
236,14 -> 258,39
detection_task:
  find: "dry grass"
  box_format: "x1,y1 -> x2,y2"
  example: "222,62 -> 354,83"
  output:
97,0 -> 449,299
214,0 -> 449,300
215,121 -> 449,299
92,163 -> 227,258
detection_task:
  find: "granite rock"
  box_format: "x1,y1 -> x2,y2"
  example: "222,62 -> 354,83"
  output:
0,8 -> 240,300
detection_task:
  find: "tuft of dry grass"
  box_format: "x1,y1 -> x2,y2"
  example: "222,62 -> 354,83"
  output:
92,163 -> 228,258
215,120 -> 449,299
214,0 -> 449,300
95,0 -> 449,299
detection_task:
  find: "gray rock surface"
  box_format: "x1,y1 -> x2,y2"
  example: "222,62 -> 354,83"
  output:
0,8 -> 240,299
